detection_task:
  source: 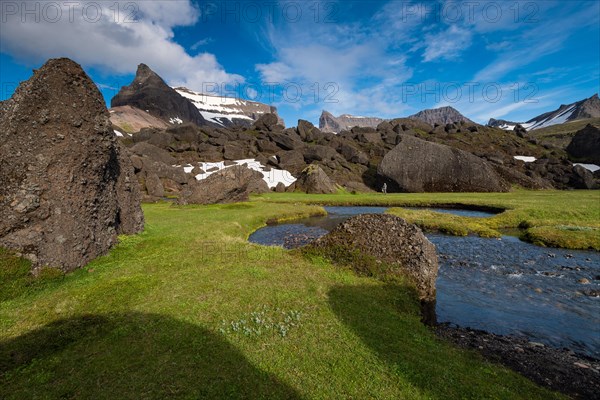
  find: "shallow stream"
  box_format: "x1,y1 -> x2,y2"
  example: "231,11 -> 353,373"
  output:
248,206 -> 600,357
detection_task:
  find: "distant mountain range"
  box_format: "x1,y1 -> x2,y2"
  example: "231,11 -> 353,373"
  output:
488,94 -> 600,131
110,64 -> 599,137
319,111 -> 386,133
319,106 -> 474,133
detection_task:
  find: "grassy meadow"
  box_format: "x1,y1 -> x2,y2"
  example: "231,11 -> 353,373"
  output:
0,194 -> 580,399
259,190 -> 600,250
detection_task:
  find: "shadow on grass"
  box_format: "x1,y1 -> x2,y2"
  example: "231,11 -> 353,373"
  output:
0,313 -> 302,400
328,284 -> 557,400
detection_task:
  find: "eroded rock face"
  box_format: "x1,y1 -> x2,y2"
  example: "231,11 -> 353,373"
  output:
319,111 -> 386,133
178,165 -> 268,204
0,58 -> 144,272
310,214 -> 438,302
294,164 -> 337,194
378,135 -> 510,192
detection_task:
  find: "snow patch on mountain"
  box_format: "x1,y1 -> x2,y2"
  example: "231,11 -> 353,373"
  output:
489,94 -> 600,131
526,104 -> 576,130
177,159 -> 296,188
174,87 -> 279,127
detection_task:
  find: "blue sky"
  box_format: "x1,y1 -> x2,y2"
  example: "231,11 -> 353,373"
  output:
1,0 -> 599,126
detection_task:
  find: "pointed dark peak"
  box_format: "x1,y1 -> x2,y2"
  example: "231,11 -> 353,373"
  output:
110,63 -> 207,126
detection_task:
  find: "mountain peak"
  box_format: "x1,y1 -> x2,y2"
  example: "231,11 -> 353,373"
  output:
408,106 -> 474,125
111,64 -> 207,126
489,94 -> 600,131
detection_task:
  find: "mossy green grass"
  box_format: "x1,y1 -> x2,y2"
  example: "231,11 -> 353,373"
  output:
0,199 -> 566,399
257,190 -> 600,250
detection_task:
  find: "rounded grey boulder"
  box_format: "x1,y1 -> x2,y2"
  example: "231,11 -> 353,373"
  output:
310,214 -> 438,302
378,135 -> 510,192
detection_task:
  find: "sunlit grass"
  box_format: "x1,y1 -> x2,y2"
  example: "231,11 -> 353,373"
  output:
0,200 -> 564,399
257,190 -> 600,250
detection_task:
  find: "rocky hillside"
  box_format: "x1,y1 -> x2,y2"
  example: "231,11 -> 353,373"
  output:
109,105 -> 170,134
408,106 -> 475,126
489,94 -> 600,131
319,111 -> 386,133
123,111 -> 598,201
0,58 -> 143,272
175,87 -> 284,128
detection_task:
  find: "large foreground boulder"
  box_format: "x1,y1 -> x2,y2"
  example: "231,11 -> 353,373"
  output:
378,135 -> 510,192
0,58 -> 144,272
178,165 -> 268,204
294,164 -> 337,194
310,214 -> 438,302
566,124 -> 600,165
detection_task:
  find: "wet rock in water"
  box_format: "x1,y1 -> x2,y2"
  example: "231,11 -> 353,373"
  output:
0,58 -> 144,273
578,278 -> 591,284
178,165 -> 268,204
309,214 -> 438,303
581,289 -> 600,297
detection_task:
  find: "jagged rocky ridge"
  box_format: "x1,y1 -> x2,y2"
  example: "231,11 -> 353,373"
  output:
111,64 -> 208,127
319,106 -> 474,133
319,111 -> 386,133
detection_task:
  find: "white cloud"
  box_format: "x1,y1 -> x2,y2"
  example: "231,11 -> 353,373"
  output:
254,1 -> 415,120
422,25 -> 472,62
0,1 -> 242,90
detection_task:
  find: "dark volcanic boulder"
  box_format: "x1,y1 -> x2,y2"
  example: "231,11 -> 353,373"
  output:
514,124 -> 527,138
111,64 -> 207,126
130,142 -> 177,165
310,214 -> 438,302
378,135 -> 510,192
0,58 -> 144,272
252,113 -> 279,131
178,165 -> 268,204
566,124 -> 600,164
294,164 -> 337,194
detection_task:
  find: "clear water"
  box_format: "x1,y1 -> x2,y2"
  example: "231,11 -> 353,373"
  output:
248,206 -> 600,357
405,207 -> 497,218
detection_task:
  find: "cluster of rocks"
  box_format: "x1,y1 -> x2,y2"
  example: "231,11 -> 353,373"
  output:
109,64 -> 599,198
125,109 -> 600,200
0,58 -> 144,273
